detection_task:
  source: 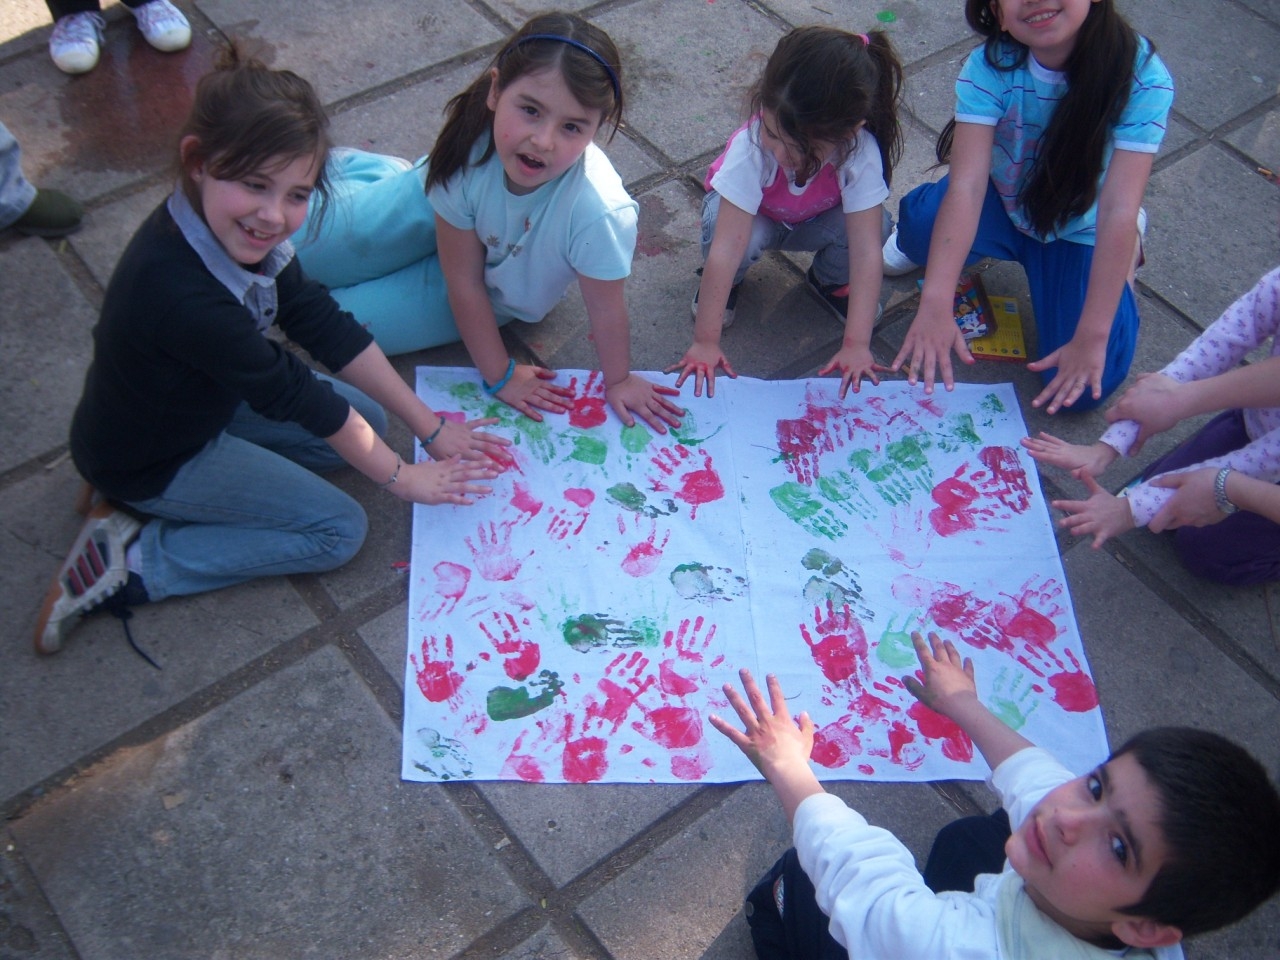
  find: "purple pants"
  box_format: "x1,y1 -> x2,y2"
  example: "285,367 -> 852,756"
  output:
1142,410 -> 1280,586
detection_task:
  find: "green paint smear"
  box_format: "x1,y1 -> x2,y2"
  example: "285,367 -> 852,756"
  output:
938,413 -> 981,452
981,392 -> 1007,415
803,576 -> 858,610
875,622 -> 918,669
671,410 -> 723,448
607,482 -> 647,513
561,613 -> 645,651
486,670 -> 565,721
631,616 -> 662,647
876,10 -> 896,23
568,433 -> 608,465
621,422 -> 652,454
769,482 -> 847,539
802,548 -> 843,576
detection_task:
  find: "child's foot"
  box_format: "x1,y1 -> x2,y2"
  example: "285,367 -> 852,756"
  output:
12,189 -> 84,237
805,265 -> 848,323
130,0 -> 191,52
48,12 -> 105,74
34,502 -> 146,655
882,229 -> 919,276
691,271 -> 742,329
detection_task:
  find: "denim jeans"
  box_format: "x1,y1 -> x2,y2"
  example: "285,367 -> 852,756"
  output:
0,121 -> 36,231
125,375 -> 387,601
700,190 -> 891,287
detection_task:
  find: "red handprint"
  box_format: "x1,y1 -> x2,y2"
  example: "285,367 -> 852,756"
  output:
410,633 -> 465,705
907,700 -> 974,763
929,447 -> 1035,538
464,520 -> 532,582
418,560 -> 470,618
992,576 -> 1065,651
478,611 -> 541,681
509,480 -> 544,520
775,385 -> 871,485
648,445 -> 725,519
546,489 -> 592,540
584,650 -> 655,732
619,515 -> 672,578
977,445 -> 1033,512
926,582 -> 1006,652
567,371 -> 608,429
657,616 -> 718,696
811,715 -> 866,769
799,601 -> 872,687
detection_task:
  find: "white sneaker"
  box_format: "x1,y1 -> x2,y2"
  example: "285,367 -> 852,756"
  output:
882,229 -> 920,277
49,12 -> 104,75
130,0 -> 191,53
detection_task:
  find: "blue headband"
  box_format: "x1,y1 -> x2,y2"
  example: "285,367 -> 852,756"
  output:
508,33 -> 621,102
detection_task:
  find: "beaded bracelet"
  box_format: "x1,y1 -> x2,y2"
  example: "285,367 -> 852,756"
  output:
483,357 -> 517,395
422,419 -> 445,447
380,453 -> 403,487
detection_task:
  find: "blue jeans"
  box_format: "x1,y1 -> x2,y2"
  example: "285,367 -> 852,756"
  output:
0,121 -> 36,231
293,149 -> 461,356
124,376 -> 387,601
897,177 -> 1140,411
701,191 -> 892,287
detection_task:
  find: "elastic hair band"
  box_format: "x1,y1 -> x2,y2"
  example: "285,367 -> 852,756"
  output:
483,357 -> 517,395
858,33 -> 871,46
507,34 -> 621,101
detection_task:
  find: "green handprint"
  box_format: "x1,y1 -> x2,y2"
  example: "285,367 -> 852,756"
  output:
800,549 -> 871,620
815,470 -> 877,521
567,432 -> 608,466
989,667 -> 1039,730
770,481 -> 849,540
606,482 -> 678,518
621,422 -> 653,455
412,727 -> 474,780
561,613 -> 652,652
486,670 -> 566,721
849,433 -> 935,506
935,413 -> 982,453
979,392 -> 1006,427
875,612 -> 924,669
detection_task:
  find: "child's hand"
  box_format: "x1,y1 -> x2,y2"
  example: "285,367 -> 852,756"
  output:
665,341 -> 737,398
425,417 -> 513,467
394,455 -> 498,506
1148,468 -> 1224,532
890,304 -> 974,394
497,364 -> 574,422
605,373 -> 684,433
818,343 -> 884,398
902,631 -> 977,720
1028,331 -> 1108,414
1020,433 -> 1117,477
1052,470 -> 1137,547
1104,373 -> 1184,453
710,670 -> 814,775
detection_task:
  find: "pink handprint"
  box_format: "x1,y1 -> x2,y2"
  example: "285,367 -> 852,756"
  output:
464,520 -> 532,582
509,480 -> 544,520
478,611 -> 541,681
546,488 -> 592,541
417,560 -> 470,618
775,385 -> 871,485
410,633 -> 465,705
992,576 -> 1065,651
567,371 -> 608,429
799,600 -> 872,687
619,515 -> 672,578
926,582 -> 1006,652
929,447 -> 1034,538
648,445 -> 725,519
977,445 -> 1033,512
584,650 -> 655,732
657,616 -> 718,696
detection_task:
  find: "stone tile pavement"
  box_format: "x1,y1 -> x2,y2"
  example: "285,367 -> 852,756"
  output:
1,0 -> 1278,957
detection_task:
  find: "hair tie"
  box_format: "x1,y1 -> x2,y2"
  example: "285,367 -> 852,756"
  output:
858,33 -> 871,46
507,34 -> 621,101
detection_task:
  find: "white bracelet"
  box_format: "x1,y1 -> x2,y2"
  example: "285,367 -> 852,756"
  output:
1213,467 -> 1238,515
380,453 -> 403,487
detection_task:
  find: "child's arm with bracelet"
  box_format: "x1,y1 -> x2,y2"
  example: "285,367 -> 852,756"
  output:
1151,467 -> 1280,530
665,199 -> 753,398
1028,150 -> 1153,413
818,205 -> 887,398
890,122 -> 993,393
326,406 -> 498,505
902,631 -> 1033,771
435,215 -> 573,421
579,275 -> 684,432
335,343 -> 512,465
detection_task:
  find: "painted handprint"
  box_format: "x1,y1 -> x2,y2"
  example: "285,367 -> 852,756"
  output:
508,480 -> 545,520
566,431 -> 609,467
907,698 -> 974,762
991,576 -> 1065,651
479,610 -> 542,681
546,487 -> 594,540
1019,644 -> 1099,713
410,633 -> 465,706
567,370 -> 608,429
933,412 -> 983,453
416,560 -> 471,619
648,445 -> 725,519
800,548 -> 874,622
770,481 -> 850,540
411,727 -> 473,780
606,481 -> 678,518
464,519 -> 533,582
815,470 -> 878,521
976,445 -> 1033,512
584,650 -> 655,732
617,514 -> 672,578
775,386 -> 869,484
800,600 -> 873,688
669,561 -> 746,602
988,667 -> 1039,730
926,581 -> 1006,652
485,669 -> 566,722
848,433 -> 935,507
874,611 -> 926,669
811,715 -> 867,769
657,616 -> 719,696
560,612 -> 657,652
929,459 -> 1015,537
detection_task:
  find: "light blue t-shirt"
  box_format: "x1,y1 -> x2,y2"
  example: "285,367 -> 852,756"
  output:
955,37 -> 1174,244
427,138 -> 637,323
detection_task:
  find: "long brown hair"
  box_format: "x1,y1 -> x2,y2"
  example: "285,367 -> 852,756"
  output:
748,26 -> 904,187
424,12 -> 623,193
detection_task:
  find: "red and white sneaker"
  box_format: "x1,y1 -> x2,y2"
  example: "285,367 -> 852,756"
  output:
34,502 -> 142,655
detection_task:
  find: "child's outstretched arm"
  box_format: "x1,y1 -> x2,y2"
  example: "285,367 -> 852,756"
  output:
1151,467 -> 1280,530
665,199 -> 753,398
1051,470 -> 1137,548
903,631 -> 1032,772
1028,150 -> 1153,413
579,274 -> 684,433
1020,432 -> 1119,477
436,216 -> 574,422
818,205 -> 886,398
336,343 -> 512,465
890,123 -> 993,393
709,669 -> 824,823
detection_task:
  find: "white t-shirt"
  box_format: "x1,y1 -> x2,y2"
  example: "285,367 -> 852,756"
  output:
705,115 -> 889,224
428,138 -> 637,323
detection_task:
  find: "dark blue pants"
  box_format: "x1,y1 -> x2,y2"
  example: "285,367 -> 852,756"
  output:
745,809 -> 1011,960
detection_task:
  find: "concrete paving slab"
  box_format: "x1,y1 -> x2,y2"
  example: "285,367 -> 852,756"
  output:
1225,109 -> 1280,173
10,646 -> 529,959
0,238 -> 96,474
496,924 -> 590,960
0,833 -> 76,960
195,0 -> 503,107
762,0 -> 972,66
69,181 -> 169,290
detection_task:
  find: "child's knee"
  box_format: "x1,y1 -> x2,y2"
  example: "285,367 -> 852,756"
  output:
318,498 -> 368,570
1175,527 -> 1280,586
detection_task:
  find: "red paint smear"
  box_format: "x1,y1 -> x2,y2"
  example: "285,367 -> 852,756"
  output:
502,744 -> 546,782
671,753 -> 710,780
811,719 -> 863,769
1049,670 -> 1098,712
622,536 -> 664,577
415,640 -> 463,703
858,764 -> 875,776
979,446 -> 1033,512
849,690 -> 898,723
569,396 -> 608,428
510,482 -> 544,517
433,561 -> 470,601
564,487 -> 595,508
563,736 -> 608,782
675,457 -> 724,519
917,397 -> 945,417
501,641 -> 540,681
659,659 -> 699,696
908,701 -> 974,762
1002,605 -> 1057,647
888,720 -> 923,769
639,705 -> 702,749
929,475 -> 979,537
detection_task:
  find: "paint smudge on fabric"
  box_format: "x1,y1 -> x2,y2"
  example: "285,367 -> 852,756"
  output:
812,717 -> 864,768
413,727 -> 473,780
562,613 -> 653,651
412,634 -> 465,704
669,562 -> 746,601
649,445 -> 725,518
486,670 -> 565,721
606,481 -> 678,518
908,700 -> 974,762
